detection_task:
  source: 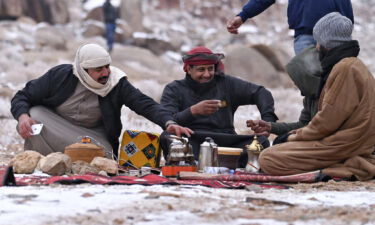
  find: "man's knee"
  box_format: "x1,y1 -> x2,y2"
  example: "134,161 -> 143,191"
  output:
259,148 -> 281,174
29,106 -> 50,122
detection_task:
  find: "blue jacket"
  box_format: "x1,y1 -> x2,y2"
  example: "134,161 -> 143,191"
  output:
238,0 -> 354,37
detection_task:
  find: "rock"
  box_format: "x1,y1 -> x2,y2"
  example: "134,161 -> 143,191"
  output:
34,24 -> 67,50
16,16 -> 37,25
155,0 -> 180,9
82,20 -> 104,38
10,150 -> 42,174
35,155 -> 45,171
119,0 -> 145,32
133,35 -> 177,55
39,152 -> 71,176
90,157 -> 118,175
245,184 -> 264,193
0,0 -> 69,24
98,170 -> 108,177
46,0 -> 70,24
110,45 -> 180,84
224,44 -> 282,88
0,0 -> 23,20
85,6 -> 103,22
71,160 -> 100,175
116,20 -> 134,42
251,44 -> 286,72
0,84 -> 16,99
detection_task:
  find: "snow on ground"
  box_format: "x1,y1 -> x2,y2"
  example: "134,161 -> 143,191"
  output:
1,183 -> 375,225
1,1 -> 375,224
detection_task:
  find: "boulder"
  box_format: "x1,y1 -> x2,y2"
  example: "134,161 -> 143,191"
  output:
38,152 -> 71,176
0,0 -> 23,19
16,16 -> 37,25
46,0 -> 69,24
110,45 -> 180,83
85,6 -> 103,22
34,24 -> 67,50
90,157 -> 118,175
133,35 -> 177,55
0,0 -> 69,24
251,44 -> 286,72
224,44 -> 282,88
98,171 -> 108,177
82,20 -> 104,38
71,160 -> 100,175
116,20 -> 134,42
119,0 -> 145,32
10,150 -> 42,174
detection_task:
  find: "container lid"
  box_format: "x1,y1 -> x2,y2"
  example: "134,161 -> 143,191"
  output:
65,142 -> 103,151
65,136 -> 104,151
217,147 -> 242,155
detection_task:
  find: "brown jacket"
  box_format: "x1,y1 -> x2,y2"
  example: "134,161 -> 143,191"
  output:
260,57 -> 375,180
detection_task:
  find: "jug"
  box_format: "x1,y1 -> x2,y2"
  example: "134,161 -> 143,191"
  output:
245,135 -> 264,172
198,137 -> 218,171
166,135 -> 195,166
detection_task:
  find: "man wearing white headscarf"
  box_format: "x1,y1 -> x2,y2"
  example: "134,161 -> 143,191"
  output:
11,43 -> 192,159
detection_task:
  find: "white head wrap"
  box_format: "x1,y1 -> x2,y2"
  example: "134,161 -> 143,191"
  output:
73,43 -> 126,97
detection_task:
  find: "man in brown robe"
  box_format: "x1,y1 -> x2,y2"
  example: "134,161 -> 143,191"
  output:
257,12 -> 375,181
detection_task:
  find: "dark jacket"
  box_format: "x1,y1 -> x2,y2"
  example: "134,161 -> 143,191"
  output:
161,73 -> 278,134
11,64 -> 172,156
238,0 -> 354,37
103,1 -> 118,24
270,46 -> 320,135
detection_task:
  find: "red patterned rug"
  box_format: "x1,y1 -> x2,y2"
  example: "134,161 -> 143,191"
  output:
1,166 -> 326,189
14,173 -> 288,189
178,170 -> 325,183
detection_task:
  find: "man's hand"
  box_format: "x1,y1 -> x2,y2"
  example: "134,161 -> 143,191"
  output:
17,113 -> 36,139
227,16 -> 243,34
246,119 -> 271,137
190,100 -> 220,116
166,124 -> 194,137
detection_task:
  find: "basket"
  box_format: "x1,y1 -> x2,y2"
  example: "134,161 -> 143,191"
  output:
65,141 -> 105,163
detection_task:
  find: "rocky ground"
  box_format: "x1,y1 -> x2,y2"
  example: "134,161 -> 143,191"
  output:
1,177 -> 375,225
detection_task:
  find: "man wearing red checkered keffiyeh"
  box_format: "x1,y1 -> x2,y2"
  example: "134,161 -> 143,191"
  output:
160,46 -> 278,168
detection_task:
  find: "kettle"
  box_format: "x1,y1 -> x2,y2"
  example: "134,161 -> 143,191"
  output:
198,137 -> 218,171
166,135 -> 195,166
245,135 -> 264,173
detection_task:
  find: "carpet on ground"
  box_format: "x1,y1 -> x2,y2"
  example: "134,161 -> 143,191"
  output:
1,166 -> 329,189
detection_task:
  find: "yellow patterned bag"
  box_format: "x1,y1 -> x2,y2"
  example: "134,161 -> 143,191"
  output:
118,130 -> 161,168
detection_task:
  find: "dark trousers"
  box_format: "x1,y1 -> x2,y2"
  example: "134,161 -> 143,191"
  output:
160,130 -> 270,168
272,133 -> 292,145
105,22 -> 116,52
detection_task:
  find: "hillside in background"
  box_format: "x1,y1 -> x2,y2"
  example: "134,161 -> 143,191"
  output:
0,0 -> 374,150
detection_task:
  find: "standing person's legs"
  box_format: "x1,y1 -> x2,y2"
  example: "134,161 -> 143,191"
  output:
25,106 -> 114,158
105,23 -> 116,52
293,34 -> 316,55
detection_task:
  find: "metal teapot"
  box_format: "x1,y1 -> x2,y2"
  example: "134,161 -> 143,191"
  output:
166,135 -> 195,166
198,137 -> 219,171
245,135 -> 264,173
